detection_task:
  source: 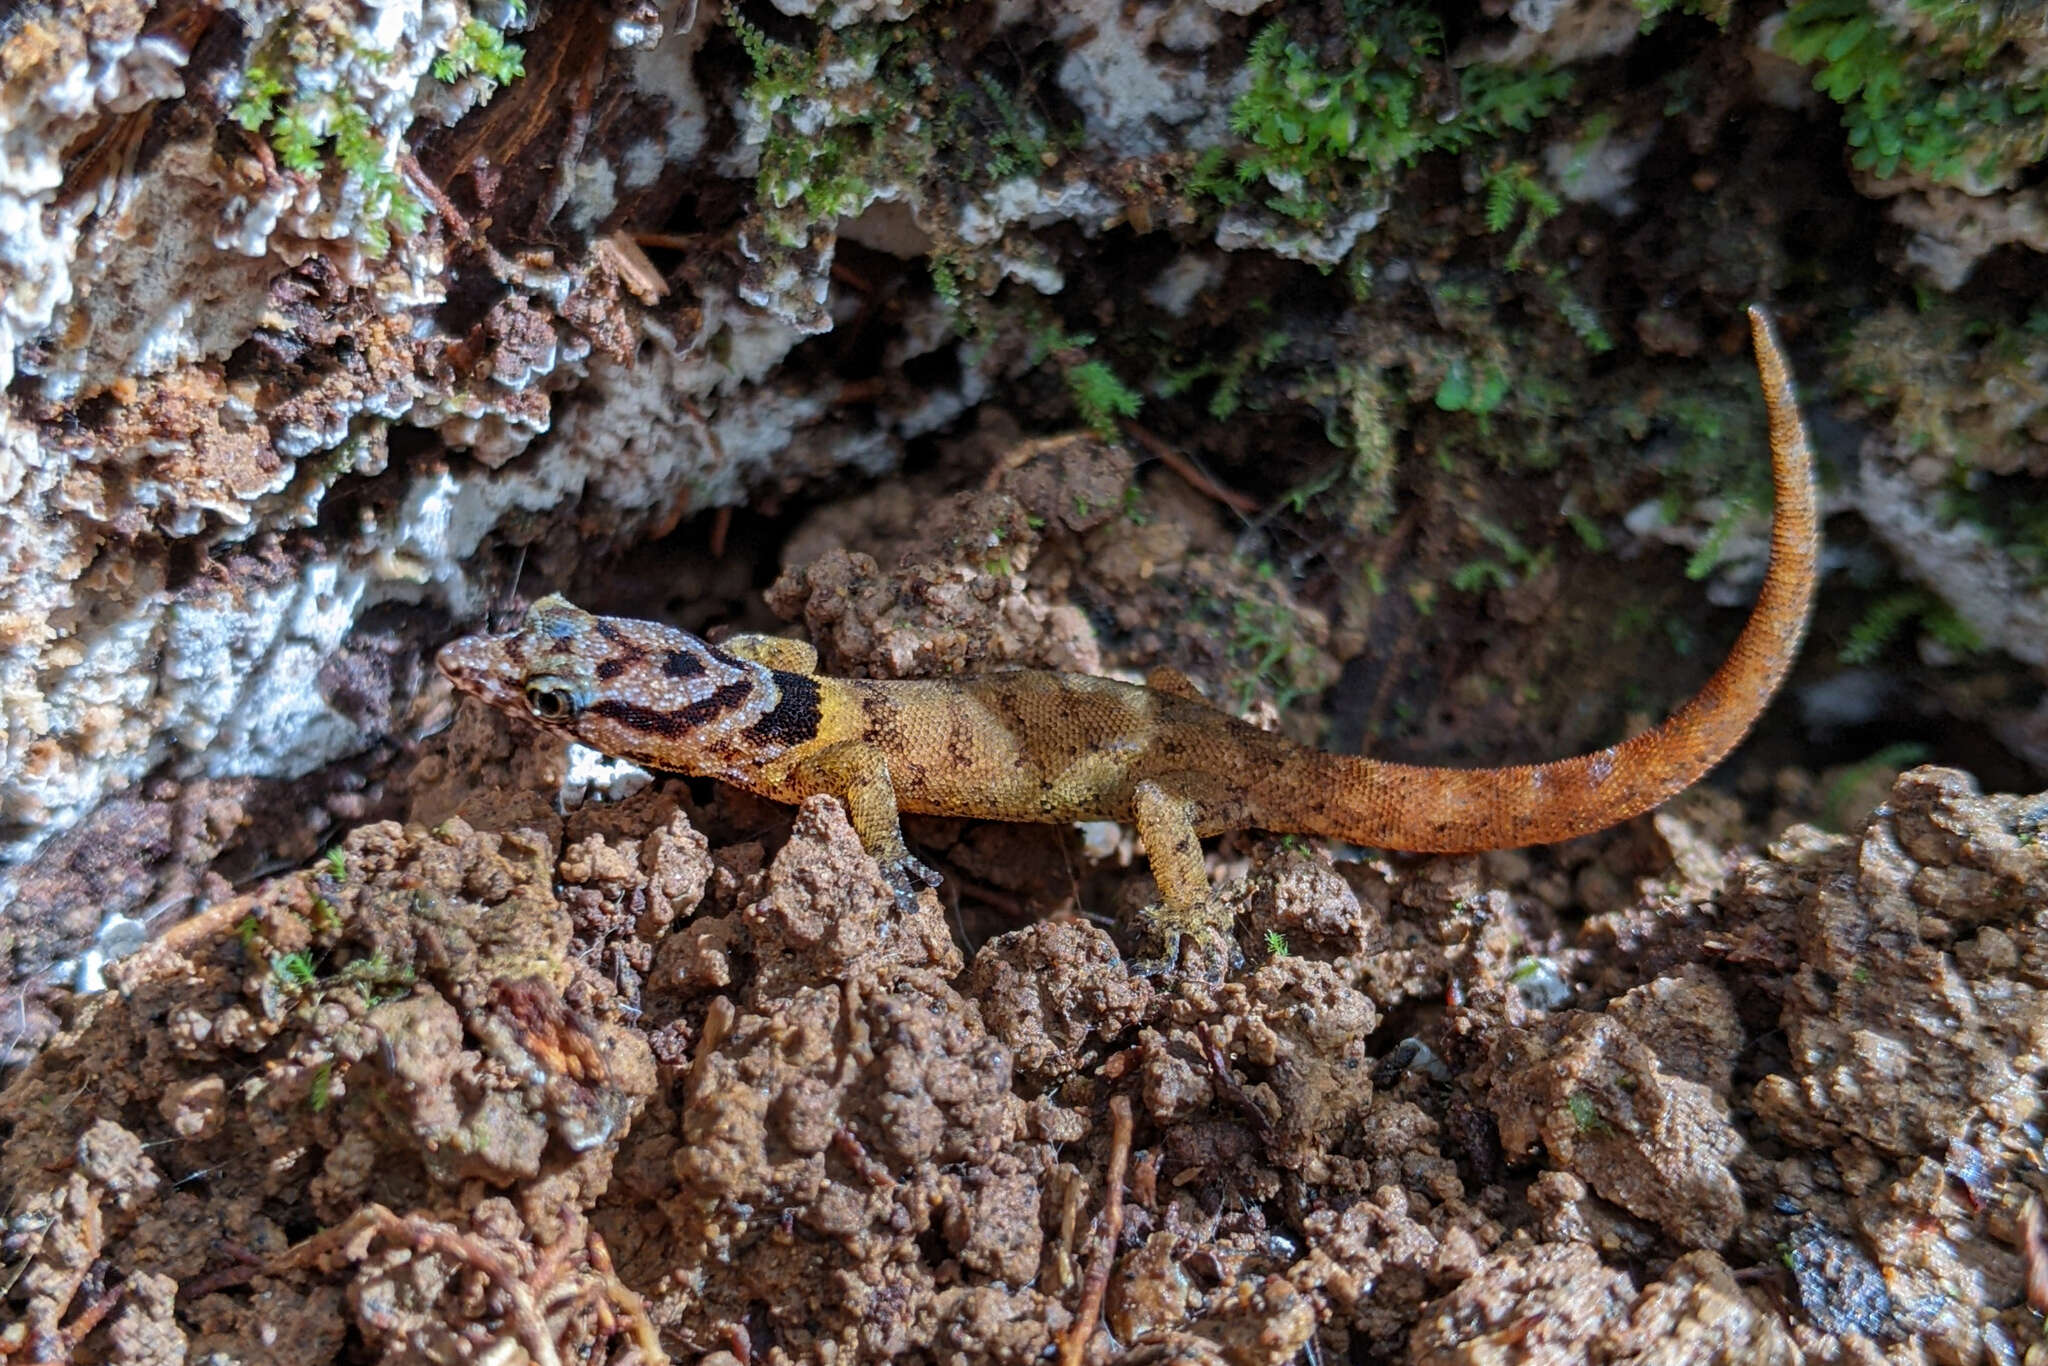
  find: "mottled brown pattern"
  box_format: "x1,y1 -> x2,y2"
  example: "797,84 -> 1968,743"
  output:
439,309 -> 1817,919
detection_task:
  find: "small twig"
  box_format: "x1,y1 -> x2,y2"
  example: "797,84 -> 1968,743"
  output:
631,230 -> 713,251
55,1278 -> 125,1356
2026,1195 -> 2047,1315
398,153 -> 473,239
709,506 -> 732,559
1060,1094 -> 1133,1366
1120,422 -> 1260,515
272,1205 -> 561,1366
831,377 -> 886,406
589,1231 -> 668,1366
1200,1024 -> 1273,1137
399,154 -> 519,279
105,891 -> 258,993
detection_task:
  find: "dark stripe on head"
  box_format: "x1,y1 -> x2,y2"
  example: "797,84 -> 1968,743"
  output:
594,620 -> 625,643
587,681 -> 755,737
596,658 -> 629,680
743,671 -> 823,747
663,650 -> 705,678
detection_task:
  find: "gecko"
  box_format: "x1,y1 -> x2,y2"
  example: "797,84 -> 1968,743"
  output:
438,306 -> 1817,932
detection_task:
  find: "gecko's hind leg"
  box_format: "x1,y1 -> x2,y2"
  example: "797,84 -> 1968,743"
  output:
1126,775 -> 1236,978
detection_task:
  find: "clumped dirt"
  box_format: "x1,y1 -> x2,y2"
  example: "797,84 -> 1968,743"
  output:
5,446 -> 2046,1365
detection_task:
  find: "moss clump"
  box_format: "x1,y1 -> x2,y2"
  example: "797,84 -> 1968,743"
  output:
731,15 -> 937,249
431,15 -> 526,86
1191,4 -> 1571,230
233,5 -> 525,256
1775,0 -> 2048,189
1840,301 -> 2048,475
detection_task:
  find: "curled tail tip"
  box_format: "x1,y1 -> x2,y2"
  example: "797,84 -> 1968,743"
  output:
1746,305 -> 1789,380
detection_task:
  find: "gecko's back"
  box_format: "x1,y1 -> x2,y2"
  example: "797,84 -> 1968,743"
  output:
836,671 -> 1300,831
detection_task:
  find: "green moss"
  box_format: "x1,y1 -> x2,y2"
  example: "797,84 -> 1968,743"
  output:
431,12 -> 527,86
732,15 -> 937,249
273,951 -> 318,986
1200,4 -> 1571,230
1433,355 -> 1511,420
1067,361 -> 1144,438
1631,0 -> 1734,29
1158,327 -> 1291,423
1480,163 -> 1561,271
1841,589 -> 1981,664
234,7 -> 523,257
1775,0 -> 2048,187
1842,302 -> 2048,474
1450,513 -> 1552,596
1220,565 -> 1339,712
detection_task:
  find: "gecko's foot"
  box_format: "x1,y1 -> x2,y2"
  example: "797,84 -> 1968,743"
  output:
1124,904 -> 1238,982
878,852 -> 942,914
1126,931 -> 1182,980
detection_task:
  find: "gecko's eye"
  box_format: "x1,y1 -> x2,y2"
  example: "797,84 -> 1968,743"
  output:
523,679 -> 581,721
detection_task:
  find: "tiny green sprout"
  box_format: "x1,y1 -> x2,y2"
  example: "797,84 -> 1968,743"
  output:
1434,357 -> 1511,417
929,255 -> 962,308
1068,360 -> 1143,440
235,915 -> 261,950
310,898 -> 340,933
1449,560 -> 1514,594
1685,496 -> 1752,581
432,17 -> 526,87
1566,510 -> 1607,552
233,65 -> 288,131
1120,485 -> 1150,526
323,847 -> 348,881
1566,1092 -> 1602,1133
271,109 -> 324,173
1849,964 -> 1872,984
1264,928 -> 1291,957
274,952 -> 318,986
309,1061 -> 334,1112
1025,513 -> 1046,530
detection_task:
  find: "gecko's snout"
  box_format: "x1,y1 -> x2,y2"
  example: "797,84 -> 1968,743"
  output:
436,632 -> 520,708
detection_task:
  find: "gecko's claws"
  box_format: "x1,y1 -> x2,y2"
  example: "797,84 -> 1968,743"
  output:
879,852 -> 942,913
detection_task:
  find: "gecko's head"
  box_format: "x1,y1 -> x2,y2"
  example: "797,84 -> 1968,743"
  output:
437,595 -> 770,764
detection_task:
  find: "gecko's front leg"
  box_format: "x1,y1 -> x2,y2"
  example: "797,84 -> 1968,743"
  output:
780,738 -> 942,912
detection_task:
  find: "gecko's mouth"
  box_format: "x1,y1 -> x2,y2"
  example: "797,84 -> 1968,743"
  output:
436,633 -> 522,710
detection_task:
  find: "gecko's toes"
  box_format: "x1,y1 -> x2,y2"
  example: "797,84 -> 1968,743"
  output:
1126,899 -> 1239,982
878,853 -> 942,913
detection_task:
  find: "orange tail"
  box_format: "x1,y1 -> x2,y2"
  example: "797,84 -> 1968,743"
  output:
1304,306 -> 1818,852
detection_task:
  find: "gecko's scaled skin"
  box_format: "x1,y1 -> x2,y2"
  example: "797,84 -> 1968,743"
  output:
439,307 -> 1818,923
